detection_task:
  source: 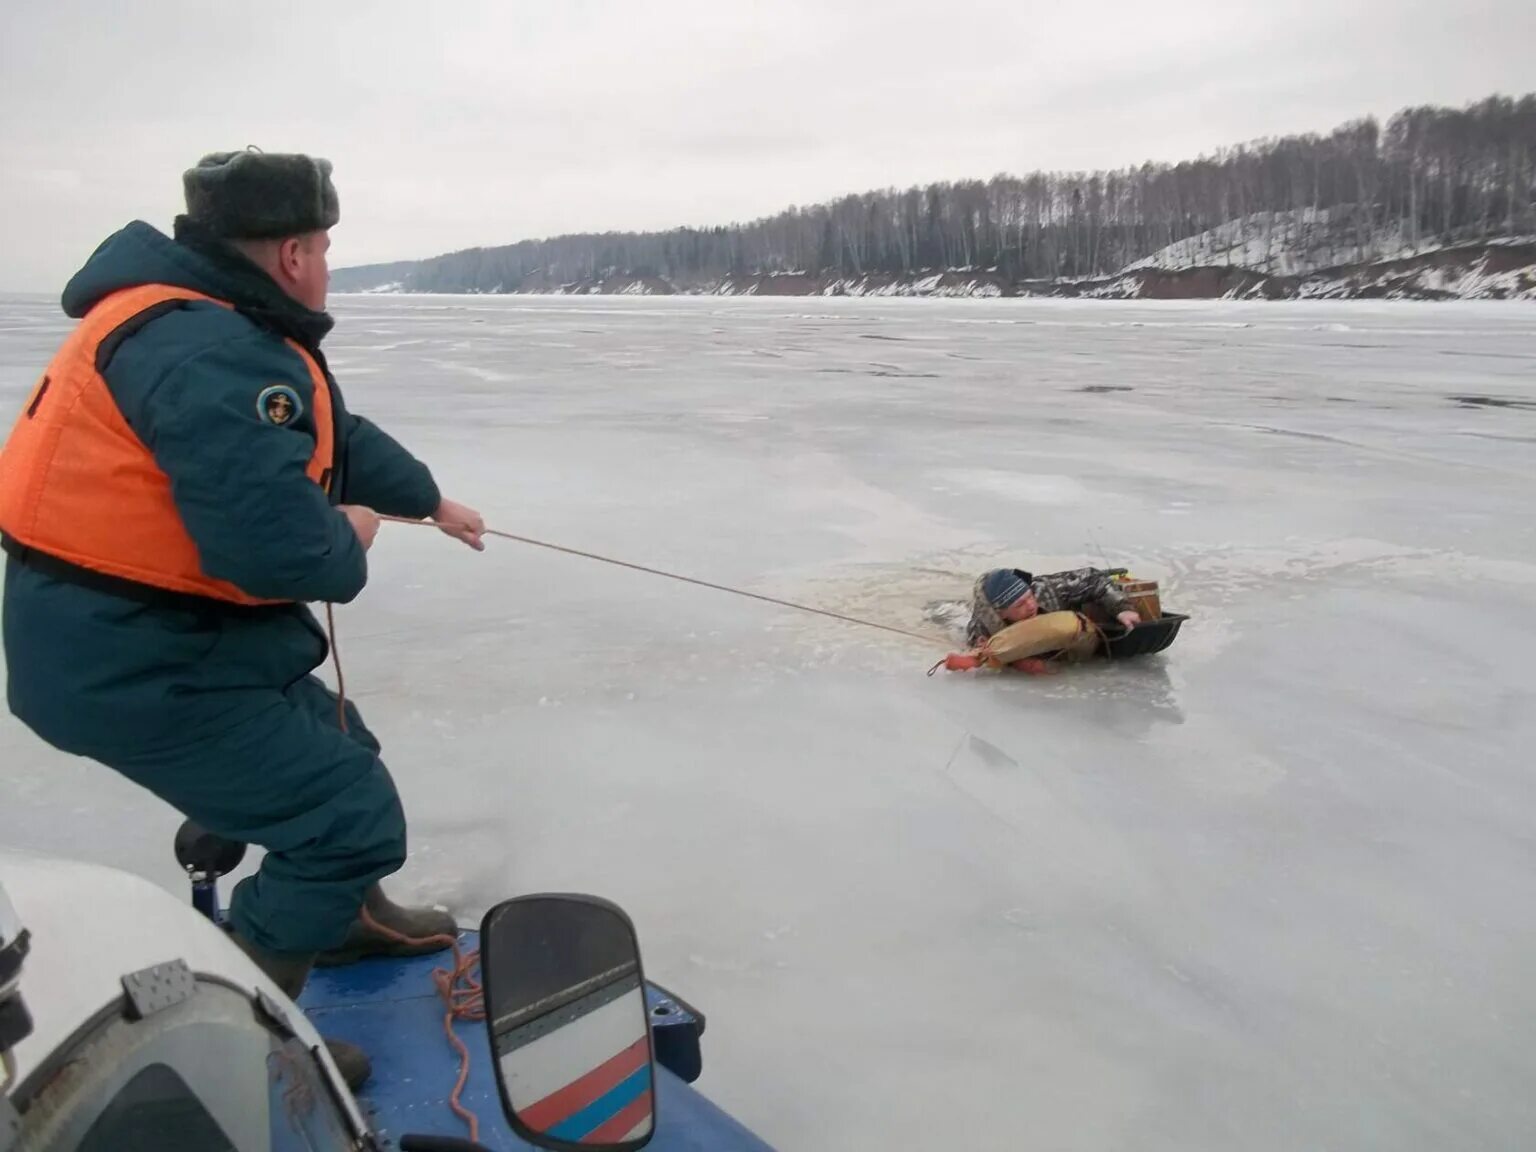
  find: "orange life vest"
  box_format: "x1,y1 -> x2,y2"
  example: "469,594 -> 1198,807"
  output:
0,284 -> 334,606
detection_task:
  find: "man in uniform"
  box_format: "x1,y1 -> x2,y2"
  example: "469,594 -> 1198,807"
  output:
0,149 -> 483,1086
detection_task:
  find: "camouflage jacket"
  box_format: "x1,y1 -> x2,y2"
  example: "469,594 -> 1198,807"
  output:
966,567 -> 1131,645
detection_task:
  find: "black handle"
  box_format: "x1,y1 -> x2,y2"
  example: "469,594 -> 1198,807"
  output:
398,1135 -> 495,1152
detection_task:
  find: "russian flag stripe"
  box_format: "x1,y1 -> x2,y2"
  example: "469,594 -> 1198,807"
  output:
581,1091 -> 654,1145
520,1037 -> 651,1132
500,984 -> 648,1108
546,1064 -> 653,1143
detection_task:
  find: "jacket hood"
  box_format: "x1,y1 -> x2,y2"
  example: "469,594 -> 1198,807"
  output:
61,219 -> 334,349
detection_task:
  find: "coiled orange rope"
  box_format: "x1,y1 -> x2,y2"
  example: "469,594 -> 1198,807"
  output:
357,907 -> 485,1141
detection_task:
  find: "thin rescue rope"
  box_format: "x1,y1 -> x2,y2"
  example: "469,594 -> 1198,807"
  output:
378,514 -> 943,645
322,515 -> 947,739
325,602 -> 349,733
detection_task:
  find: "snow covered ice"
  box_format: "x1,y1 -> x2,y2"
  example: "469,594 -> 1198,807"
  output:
2,293 -> 1534,1151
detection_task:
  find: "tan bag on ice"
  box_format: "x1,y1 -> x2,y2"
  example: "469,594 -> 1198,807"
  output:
982,611 -> 1101,666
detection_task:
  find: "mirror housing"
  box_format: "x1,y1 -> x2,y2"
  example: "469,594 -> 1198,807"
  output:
481,895 -> 656,1150
173,819 -> 248,924
173,819 -> 248,879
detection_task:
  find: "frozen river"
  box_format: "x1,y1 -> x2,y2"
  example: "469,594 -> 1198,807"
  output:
2,293 -> 1534,1150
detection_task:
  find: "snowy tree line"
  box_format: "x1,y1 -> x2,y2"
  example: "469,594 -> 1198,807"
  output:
379,93 -> 1536,292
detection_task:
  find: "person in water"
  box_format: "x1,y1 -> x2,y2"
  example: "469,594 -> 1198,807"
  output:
966,567 -> 1141,653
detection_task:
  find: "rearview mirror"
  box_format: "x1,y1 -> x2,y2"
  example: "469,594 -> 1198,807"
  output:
481,895 -> 656,1150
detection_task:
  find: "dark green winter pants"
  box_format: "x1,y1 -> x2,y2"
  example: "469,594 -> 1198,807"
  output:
106,675 -> 407,954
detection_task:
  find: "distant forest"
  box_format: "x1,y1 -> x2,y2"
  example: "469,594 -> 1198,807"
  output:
341,93 -> 1536,292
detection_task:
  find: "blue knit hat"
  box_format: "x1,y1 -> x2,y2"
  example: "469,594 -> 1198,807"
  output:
981,568 -> 1034,610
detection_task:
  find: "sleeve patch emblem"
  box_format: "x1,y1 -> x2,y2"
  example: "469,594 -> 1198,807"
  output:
257,384 -> 303,426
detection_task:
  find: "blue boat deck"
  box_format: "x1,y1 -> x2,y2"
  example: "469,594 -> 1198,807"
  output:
301,930 -> 773,1151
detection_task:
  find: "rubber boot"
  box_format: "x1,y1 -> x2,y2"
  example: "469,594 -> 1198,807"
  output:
227,930 -> 373,1091
314,884 -> 459,967
319,1039 -> 372,1093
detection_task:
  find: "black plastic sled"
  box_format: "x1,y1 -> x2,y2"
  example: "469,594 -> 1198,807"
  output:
1101,612 -> 1187,660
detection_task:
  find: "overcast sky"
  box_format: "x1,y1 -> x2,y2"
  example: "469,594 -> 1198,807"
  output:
2,0 -> 1532,291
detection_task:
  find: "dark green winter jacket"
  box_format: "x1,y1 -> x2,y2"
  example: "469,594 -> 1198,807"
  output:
2,218 -> 439,758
